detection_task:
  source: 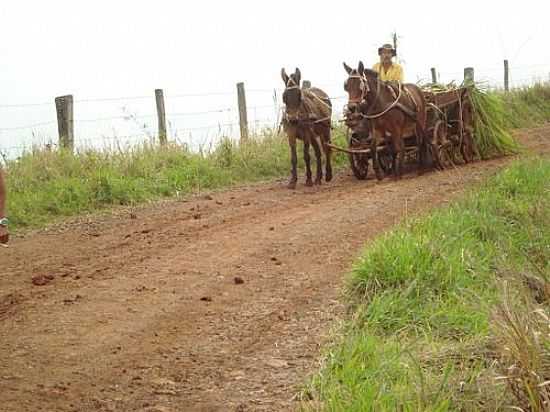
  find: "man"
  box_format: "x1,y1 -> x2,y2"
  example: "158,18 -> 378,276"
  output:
0,169 -> 8,244
372,43 -> 404,82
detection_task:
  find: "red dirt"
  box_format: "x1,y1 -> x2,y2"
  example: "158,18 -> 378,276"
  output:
1,125 -> 549,412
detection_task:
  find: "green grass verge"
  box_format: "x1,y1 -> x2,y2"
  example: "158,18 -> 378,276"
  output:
304,157 -> 550,411
3,83 -> 550,231
3,128 -> 349,229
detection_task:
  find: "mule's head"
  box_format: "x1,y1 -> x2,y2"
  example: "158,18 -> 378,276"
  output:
281,68 -> 303,123
342,61 -> 368,127
343,61 -> 366,115
343,62 -> 379,117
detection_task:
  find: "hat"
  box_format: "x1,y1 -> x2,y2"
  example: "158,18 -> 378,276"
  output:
378,43 -> 396,57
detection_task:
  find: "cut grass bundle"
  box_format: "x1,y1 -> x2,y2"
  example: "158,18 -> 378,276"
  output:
421,83 -> 523,159
469,87 -> 520,158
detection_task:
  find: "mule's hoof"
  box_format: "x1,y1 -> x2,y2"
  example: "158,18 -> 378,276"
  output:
287,181 -> 297,190
305,179 -> 314,187
314,178 -> 322,186
325,173 -> 333,182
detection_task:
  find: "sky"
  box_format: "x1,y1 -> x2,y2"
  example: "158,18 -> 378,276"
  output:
1,0 -> 549,155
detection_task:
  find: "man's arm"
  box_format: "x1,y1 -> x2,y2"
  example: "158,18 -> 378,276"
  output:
0,169 -> 8,243
0,170 -> 6,217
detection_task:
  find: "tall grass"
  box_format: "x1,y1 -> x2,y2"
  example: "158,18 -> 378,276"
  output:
500,83 -> 550,128
305,157 -> 550,411
3,83 -> 550,230
470,87 -> 520,158
4,127 -> 348,229
470,83 -> 550,158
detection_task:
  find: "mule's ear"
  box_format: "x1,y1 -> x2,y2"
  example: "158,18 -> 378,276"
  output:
358,61 -> 365,75
343,62 -> 353,74
294,68 -> 301,85
281,68 -> 289,85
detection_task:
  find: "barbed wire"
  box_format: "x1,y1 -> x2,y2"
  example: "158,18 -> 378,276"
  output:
1,69 -> 547,150
0,121 -> 57,132
0,101 -> 53,109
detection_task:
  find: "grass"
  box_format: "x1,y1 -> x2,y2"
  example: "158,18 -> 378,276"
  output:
303,157 -> 550,411
500,83 -> 550,128
3,127 -> 349,229
3,83 -> 550,231
470,87 -> 520,158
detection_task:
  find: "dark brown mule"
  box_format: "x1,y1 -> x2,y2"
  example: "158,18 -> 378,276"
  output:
343,61 -> 428,180
281,68 -> 333,189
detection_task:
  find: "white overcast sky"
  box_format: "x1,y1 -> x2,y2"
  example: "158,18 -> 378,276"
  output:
1,0 -> 549,151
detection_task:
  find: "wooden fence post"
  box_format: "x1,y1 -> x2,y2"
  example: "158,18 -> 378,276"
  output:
155,89 -> 167,145
237,82 -> 248,142
302,80 -> 311,89
55,95 -> 74,151
430,68 -> 437,84
504,60 -> 509,91
464,67 -> 475,84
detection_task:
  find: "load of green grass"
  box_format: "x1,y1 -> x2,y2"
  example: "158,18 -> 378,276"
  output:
422,82 -> 523,159
469,86 -> 521,158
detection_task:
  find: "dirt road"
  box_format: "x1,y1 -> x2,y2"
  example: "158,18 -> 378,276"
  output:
1,126 -> 549,412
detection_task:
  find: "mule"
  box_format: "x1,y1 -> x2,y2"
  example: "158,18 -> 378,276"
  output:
343,61 -> 428,179
281,68 -> 333,189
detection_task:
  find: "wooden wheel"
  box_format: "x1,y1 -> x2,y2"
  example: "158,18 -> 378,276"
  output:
433,120 -> 454,169
347,130 -> 369,180
460,101 -> 476,163
348,152 -> 369,180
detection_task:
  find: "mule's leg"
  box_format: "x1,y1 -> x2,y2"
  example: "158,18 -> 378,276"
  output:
311,138 -> 323,185
416,123 -> 426,175
303,140 -> 313,187
371,128 -> 384,181
390,143 -> 398,177
390,125 -> 405,179
396,140 -> 405,179
288,136 -> 298,189
323,128 -> 333,182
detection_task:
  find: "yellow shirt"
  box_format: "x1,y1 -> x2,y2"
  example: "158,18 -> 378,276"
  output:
372,62 -> 404,82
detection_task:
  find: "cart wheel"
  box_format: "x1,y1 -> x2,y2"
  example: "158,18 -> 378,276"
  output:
349,153 -> 369,180
434,120 -> 454,169
460,99 -> 477,163
428,125 -> 443,170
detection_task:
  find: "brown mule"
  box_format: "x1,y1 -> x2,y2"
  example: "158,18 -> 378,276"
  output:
343,61 -> 428,180
281,68 -> 333,189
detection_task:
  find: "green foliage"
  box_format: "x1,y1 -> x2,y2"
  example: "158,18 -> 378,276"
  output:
4,127 -> 349,229
306,158 -> 550,411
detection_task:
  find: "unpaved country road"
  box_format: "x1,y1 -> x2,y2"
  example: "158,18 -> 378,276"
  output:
1,125 -> 549,412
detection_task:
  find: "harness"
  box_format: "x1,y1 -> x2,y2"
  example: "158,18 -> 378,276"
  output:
282,84 -> 332,125
346,74 -> 419,121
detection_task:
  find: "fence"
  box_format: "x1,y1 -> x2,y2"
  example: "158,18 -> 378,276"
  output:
1,61 -> 549,159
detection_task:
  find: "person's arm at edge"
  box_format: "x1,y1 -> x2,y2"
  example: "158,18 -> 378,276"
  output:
0,170 -> 9,244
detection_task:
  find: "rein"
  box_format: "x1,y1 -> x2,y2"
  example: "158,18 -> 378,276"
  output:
361,81 -> 403,119
346,73 -> 417,121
